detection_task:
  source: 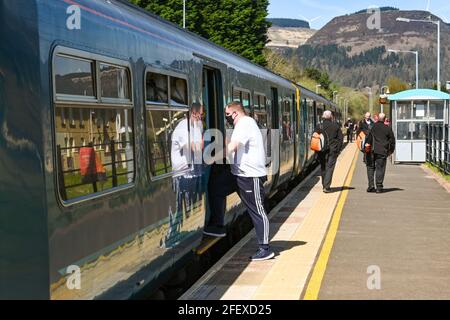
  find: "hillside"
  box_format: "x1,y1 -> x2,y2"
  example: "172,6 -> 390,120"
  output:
283,10 -> 450,88
267,26 -> 316,48
267,18 -> 310,28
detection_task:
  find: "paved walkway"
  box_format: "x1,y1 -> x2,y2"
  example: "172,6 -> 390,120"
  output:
316,155 -> 450,299
180,143 -> 450,300
180,144 -> 357,300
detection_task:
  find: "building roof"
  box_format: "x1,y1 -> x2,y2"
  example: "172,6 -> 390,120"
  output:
389,89 -> 450,101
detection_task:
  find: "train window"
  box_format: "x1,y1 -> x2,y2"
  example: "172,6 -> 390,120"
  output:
53,49 -> 135,203
100,63 -> 131,100
146,109 -> 191,178
55,107 -> 135,201
147,109 -> 173,176
170,77 -> 188,106
145,69 -> 191,179
54,54 -> 95,98
242,92 -> 250,110
282,100 -> 292,142
233,89 -> 242,102
146,72 -> 169,104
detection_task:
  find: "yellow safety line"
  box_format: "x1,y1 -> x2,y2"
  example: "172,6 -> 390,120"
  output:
303,148 -> 359,300
195,237 -> 221,255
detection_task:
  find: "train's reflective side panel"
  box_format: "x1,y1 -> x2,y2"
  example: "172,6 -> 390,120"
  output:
0,0 -> 336,299
0,1 -> 50,299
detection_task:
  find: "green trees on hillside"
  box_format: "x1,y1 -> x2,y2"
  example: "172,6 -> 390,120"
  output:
130,0 -> 271,65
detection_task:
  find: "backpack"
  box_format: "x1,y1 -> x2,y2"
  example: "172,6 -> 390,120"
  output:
310,124 -> 329,153
356,131 -> 371,153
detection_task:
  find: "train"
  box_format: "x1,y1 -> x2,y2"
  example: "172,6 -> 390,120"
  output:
0,0 -> 341,299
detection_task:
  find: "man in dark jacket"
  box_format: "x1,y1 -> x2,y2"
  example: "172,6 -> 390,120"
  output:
344,118 -> 355,142
365,113 -> 395,193
315,110 -> 343,193
357,112 -> 375,136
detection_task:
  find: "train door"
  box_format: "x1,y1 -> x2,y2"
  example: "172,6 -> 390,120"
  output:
202,66 -> 228,222
269,87 -> 280,193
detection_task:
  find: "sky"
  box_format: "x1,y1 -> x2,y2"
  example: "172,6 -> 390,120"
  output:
268,0 -> 450,29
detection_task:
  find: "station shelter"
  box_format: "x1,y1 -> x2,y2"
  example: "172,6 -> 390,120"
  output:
389,89 -> 449,162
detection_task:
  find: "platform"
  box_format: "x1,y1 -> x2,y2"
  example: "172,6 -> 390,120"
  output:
180,143 -> 450,300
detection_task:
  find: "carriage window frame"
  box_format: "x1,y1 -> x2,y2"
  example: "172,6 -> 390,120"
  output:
52,46 -> 135,206
144,67 -> 191,181
232,86 -> 252,114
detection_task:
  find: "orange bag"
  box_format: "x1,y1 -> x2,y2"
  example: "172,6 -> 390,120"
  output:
356,131 -> 371,153
310,132 -> 325,152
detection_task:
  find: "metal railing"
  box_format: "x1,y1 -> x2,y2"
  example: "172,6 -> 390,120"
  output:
57,139 -> 134,200
426,123 -> 450,175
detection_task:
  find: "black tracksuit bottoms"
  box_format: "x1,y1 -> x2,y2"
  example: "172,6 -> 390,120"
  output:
208,169 -> 270,249
366,153 -> 387,189
318,151 -> 338,190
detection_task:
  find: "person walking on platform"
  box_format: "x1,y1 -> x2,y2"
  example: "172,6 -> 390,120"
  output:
357,112 -> 376,192
315,110 -> 343,193
365,113 -> 395,193
205,101 -> 274,261
344,118 -> 355,143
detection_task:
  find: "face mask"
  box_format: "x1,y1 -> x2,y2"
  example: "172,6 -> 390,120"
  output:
225,113 -> 235,126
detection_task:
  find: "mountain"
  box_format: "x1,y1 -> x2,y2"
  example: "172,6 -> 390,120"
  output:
267,18 -> 310,28
266,18 -> 316,49
281,10 -> 450,89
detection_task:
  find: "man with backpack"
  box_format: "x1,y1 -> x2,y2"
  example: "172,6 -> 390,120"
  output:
315,110 -> 343,193
365,113 -> 395,193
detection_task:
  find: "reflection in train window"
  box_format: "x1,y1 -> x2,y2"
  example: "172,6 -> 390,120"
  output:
145,70 -> 191,179
55,106 -> 135,201
147,110 -> 172,176
170,77 -> 188,106
53,51 -> 135,203
282,100 -> 292,142
54,54 -> 95,97
146,72 -> 169,104
146,109 -> 191,177
100,63 -> 131,100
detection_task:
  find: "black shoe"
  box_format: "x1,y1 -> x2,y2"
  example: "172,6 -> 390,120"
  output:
323,188 -> 332,193
367,187 -> 376,193
376,188 -> 383,194
203,226 -> 226,238
250,248 -> 275,261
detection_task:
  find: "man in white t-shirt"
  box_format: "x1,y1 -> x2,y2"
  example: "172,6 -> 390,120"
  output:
204,101 -> 274,261
165,103 -> 204,247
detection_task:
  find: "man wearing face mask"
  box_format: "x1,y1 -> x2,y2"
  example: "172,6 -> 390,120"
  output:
205,101 -> 273,261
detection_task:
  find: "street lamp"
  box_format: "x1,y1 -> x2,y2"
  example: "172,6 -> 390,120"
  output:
379,85 -> 390,113
332,91 -> 338,103
396,16 -> 441,90
388,49 -> 419,89
183,0 -> 186,29
365,87 -> 373,114
316,84 -> 321,94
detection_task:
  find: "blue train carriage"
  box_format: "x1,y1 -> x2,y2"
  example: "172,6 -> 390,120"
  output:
0,0 -> 313,299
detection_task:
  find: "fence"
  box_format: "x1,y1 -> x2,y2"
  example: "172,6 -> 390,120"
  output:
426,123 -> 450,175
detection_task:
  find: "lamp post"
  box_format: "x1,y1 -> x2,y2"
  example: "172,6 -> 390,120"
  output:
316,84 -> 321,94
396,16 -> 441,90
388,49 -> 419,89
379,85 -> 390,114
183,0 -> 186,29
365,87 -> 373,114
